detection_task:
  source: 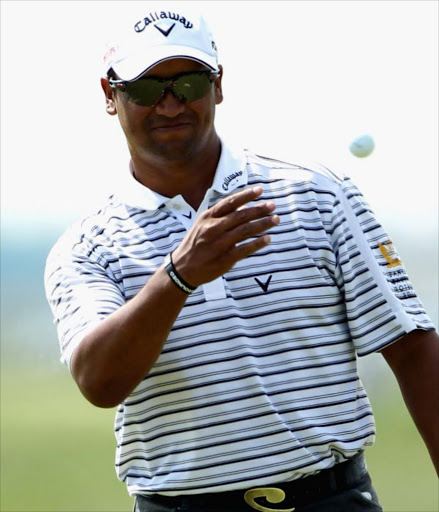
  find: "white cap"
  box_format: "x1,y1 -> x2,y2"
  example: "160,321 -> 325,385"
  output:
103,9 -> 219,81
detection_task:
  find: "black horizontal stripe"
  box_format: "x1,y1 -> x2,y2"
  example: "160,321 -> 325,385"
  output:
120,431 -> 375,478
121,372 -> 359,427
163,299 -> 344,338
134,360 -> 356,402
151,332 -> 355,378
117,393 -> 368,450
122,405 -> 370,460
121,414 -> 373,468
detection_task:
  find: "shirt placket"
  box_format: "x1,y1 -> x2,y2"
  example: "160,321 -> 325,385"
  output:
166,193 -> 227,301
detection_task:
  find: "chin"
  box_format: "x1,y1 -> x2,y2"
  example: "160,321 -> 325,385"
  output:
148,137 -> 203,161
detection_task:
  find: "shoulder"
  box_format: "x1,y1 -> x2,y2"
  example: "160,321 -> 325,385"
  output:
46,195 -> 130,262
244,150 -> 346,191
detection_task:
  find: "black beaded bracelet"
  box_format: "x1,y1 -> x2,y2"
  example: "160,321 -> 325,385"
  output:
164,253 -> 197,294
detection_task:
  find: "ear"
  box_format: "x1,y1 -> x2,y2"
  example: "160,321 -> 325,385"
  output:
100,77 -> 118,116
214,65 -> 224,105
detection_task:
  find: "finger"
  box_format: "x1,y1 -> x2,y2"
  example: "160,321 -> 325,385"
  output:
230,233 -> 272,261
217,201 -> 276,234
212,186 -> 264,217
226,214 -> 280,246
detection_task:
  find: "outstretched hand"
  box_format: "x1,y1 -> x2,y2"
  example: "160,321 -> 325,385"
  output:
171,186 -> 279,287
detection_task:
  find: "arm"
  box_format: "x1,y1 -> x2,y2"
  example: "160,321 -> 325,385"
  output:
71,187 -> 279,408
380,329 -> 439,476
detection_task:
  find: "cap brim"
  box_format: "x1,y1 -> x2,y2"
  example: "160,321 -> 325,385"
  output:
112,45 -> 218,81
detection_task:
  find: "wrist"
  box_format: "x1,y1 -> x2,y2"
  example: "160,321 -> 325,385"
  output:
164,252 -> 197,295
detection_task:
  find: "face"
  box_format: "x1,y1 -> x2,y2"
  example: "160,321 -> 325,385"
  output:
102,58 -> 223,163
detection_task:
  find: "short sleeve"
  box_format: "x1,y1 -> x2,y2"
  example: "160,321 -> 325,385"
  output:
44,227 -> 125,369
329,177 -> 435,356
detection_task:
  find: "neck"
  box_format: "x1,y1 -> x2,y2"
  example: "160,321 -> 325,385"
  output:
130,135 -> 221,210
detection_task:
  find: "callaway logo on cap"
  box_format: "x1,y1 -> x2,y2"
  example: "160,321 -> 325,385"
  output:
103,8 -> 219,81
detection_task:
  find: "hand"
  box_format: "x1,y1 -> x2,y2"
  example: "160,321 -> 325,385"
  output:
171,186 -> 279,287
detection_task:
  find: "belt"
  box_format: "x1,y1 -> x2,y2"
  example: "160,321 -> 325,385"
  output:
136,453 -> 368,511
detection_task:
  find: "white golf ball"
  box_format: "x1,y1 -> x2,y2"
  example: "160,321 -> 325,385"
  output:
349,134 -> 375,158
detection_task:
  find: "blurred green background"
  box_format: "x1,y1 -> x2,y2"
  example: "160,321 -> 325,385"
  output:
1,225 -> 438,512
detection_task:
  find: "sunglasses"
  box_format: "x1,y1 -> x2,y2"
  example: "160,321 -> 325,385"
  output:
109,69 -> 220,107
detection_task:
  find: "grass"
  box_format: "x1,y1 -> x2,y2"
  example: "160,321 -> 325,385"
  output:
1,367 -> 132,512
1,365 -> 437,512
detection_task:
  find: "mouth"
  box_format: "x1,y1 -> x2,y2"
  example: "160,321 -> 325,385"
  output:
152,123 -> 192,133
148,114 -> 196,135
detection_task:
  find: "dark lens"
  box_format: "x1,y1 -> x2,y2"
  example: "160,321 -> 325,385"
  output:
172,72 -> 213,103
121,72 -> 214,106
124,79 -> 165,106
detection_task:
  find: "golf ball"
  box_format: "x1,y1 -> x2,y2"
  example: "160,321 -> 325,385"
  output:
349,134 -> 375,158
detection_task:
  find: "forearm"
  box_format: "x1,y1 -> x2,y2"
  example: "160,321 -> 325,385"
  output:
71,265 -> 188,408
381,329 -> 439,476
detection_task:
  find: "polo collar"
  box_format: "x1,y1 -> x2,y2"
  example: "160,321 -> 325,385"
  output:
117,140 -> 248,211
210,141 -> 248,195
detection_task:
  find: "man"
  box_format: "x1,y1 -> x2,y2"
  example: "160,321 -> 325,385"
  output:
45,7 -> 438,512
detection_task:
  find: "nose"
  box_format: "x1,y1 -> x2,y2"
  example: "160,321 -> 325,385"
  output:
154,90 -> 186,117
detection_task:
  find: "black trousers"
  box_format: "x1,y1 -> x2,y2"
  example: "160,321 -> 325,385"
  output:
133,454 -> 383,512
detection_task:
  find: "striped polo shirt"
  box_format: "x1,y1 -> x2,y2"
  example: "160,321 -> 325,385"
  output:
45,141 -> 434,496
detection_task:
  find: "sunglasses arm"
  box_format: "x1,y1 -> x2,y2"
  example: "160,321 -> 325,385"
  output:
108,78 -> 128,92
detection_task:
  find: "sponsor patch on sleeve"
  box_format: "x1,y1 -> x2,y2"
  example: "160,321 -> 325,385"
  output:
377,239 -> 403,268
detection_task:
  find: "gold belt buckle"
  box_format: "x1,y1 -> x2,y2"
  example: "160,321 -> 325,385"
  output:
244,487 -> 295,512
